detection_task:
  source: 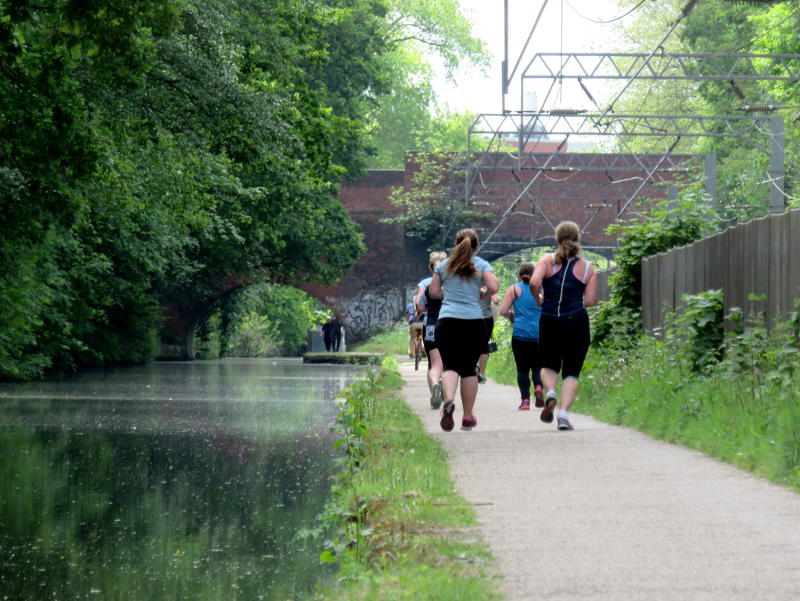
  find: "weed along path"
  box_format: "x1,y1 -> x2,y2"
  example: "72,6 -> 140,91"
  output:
397,359 -> 800,601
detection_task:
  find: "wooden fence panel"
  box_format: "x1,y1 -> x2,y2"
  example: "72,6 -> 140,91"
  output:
768,213 -> 789,323
640,208 -> 800,333
725,223 -> 747,315
789,211 -> 800,311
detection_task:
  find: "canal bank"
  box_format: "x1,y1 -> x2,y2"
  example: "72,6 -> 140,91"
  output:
397,360 -> 800,601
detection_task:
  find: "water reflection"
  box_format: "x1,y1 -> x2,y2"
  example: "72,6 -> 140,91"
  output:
0,358 -> 361,601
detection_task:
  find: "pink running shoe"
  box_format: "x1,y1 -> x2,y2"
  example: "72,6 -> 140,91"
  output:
518,398 -> 531,410
461,413 -> 478,430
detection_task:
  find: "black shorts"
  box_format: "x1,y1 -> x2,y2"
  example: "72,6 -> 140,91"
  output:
482,317 -> 494,353
435,317 -> 486,378
538,309 -> 590,379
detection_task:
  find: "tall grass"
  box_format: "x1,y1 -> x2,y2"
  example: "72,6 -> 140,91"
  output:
309,357 -> 500,601
349,322 -> 409,355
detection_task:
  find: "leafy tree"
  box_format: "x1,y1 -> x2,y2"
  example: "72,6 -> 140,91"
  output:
0,0 -> 389,379
591,191 -> 716,347
364,0 -> 489,168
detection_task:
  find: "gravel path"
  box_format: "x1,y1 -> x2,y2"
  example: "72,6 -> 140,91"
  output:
397,360 -> 800,601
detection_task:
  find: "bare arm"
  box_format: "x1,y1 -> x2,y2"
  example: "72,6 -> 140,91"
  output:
414,285 -> 426,312
498,285 -> 517,320
428,272 -> 442,299
529,257 -> 550,307
482,269 -> 500,296
583,265 -> 598,307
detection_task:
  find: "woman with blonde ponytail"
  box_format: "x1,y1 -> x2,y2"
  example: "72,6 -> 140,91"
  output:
428,229 -> 499,432
530,221 -> 597,431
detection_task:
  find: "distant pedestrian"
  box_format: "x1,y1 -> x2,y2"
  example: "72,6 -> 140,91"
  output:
414,251 -> 448,408
321,316 -> 335,352
530,221 -> 597,430
428,229 -> 499,432
498,262 -> 543,411
331,315 -> 342,352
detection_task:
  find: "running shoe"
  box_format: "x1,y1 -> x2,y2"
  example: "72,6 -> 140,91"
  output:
477,373 -> 487,384
534,388 -> 545,408
557,417 -> 574,431
440,401 -> 455,432
518,398 -> 531,411
540,392 -> 557,424
461,413 -> 478,430
430,383 -> 443,409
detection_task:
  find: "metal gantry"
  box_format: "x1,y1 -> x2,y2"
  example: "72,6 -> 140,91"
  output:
459,44 -> 799,253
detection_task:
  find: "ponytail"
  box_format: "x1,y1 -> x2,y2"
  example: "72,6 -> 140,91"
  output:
518,261 -> 534,283
445,229 -> 479,279
554,221 -> 581,264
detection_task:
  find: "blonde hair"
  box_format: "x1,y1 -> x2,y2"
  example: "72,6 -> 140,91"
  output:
554,221 -> 581,264
518,261 -> 534,283
428,251 -> 447,270
445,229 -> 479,279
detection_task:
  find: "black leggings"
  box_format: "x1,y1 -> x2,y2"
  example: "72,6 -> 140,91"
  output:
511,337 -> 542,399
435,318 -> 486,378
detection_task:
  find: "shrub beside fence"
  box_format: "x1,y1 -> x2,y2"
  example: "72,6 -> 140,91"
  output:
641,209 -> 800,332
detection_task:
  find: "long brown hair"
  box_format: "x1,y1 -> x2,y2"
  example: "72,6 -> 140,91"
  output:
554,221 -> 581,264
518,262 -> 534,283
445,229 -> 479,279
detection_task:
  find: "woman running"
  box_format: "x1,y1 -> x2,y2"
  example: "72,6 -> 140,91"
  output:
414,251 -> 447,408
428,229 -> 499,432
530,221 -> 597,430
498,262 -> 544,411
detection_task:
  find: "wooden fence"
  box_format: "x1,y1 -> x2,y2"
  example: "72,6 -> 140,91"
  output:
641,209 -> 800,332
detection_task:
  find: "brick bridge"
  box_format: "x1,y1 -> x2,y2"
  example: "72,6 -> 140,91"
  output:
159,152 -> 703,357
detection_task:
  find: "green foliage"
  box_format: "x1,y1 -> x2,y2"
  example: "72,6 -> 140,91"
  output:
385,152 -> 492,246
0,0 -> 387,379
310,357 -> 499,600
195,284 -> 329,358
664,289 -> 725,373
591,193 -> 716,347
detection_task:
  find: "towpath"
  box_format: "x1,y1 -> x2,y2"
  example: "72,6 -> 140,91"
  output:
397,360 -> 800,601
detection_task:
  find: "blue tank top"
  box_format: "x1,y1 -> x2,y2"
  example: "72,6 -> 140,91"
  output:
541,256 -> 588,317
511,282 -> 541,341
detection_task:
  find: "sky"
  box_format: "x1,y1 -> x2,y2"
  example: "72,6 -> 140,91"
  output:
436,0 -> 627,115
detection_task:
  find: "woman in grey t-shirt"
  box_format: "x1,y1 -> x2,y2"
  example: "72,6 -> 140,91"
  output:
428,229 -> 499,432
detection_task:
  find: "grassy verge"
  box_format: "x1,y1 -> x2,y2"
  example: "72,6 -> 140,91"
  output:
348,323 -> 408,355
310,356 -> 500,601
486,329 -> 800,492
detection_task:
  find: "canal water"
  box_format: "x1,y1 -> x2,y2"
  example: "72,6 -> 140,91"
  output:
0,358 -> 363,601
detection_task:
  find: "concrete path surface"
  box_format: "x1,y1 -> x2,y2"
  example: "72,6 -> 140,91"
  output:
397,360 -> 800,601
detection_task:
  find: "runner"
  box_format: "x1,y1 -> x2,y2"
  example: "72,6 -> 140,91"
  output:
530,221 -> 597,430
498,262 -> 543,411
428,229 -> 499,432
415,251 -> 448,408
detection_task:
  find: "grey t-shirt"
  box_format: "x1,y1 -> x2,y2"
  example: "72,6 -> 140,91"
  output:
435,256 -> 493,320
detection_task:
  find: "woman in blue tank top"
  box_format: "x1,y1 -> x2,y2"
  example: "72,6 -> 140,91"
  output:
530,221 -> 597,431
498,262 -> 543,411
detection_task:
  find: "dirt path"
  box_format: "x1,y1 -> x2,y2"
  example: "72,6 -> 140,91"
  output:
397,359 -> 800,601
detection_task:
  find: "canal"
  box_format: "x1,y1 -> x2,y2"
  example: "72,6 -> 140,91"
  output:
0,358 -> 363,601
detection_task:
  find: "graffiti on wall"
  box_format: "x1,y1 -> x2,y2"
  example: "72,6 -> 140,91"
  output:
344,290 -> 403,340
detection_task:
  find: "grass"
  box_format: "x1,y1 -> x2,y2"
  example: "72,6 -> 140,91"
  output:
486,332 -> 800,492
310,357 -> 501,601
348,323 -> 409,356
